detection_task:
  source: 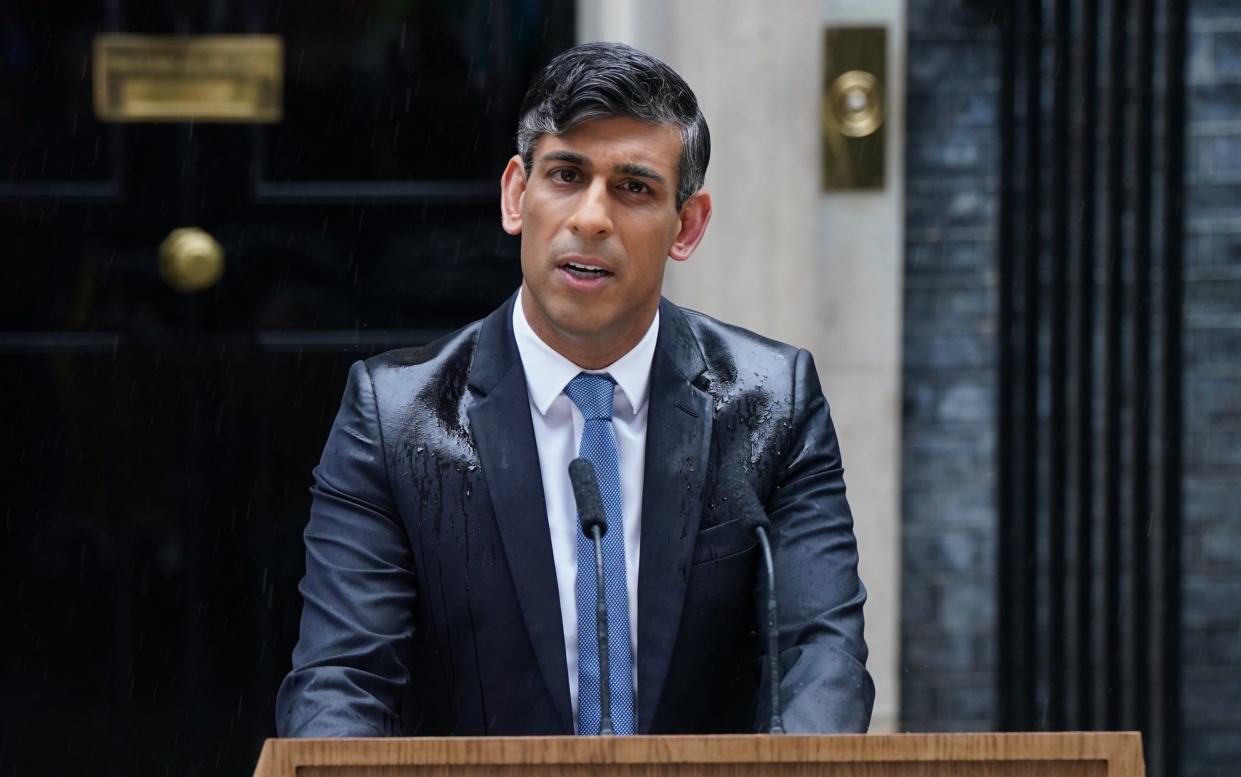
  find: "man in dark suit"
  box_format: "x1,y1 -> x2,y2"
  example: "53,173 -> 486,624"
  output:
276,41 -> 873,738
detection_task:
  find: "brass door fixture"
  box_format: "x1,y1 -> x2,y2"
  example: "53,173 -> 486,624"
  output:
93,35 -> 282,123
159,228 -> 225,292
822,26 -> 887,191
828,69 -> 885,139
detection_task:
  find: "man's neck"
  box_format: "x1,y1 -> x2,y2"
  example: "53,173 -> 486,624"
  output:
519,286 -> 657,370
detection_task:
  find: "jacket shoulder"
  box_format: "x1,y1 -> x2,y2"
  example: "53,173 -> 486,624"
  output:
362,320 -> 481,384
674,305 -> 806,394
355,320 -> 483,443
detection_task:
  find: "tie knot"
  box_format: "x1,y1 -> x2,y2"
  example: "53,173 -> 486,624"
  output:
564,372 -> 616,420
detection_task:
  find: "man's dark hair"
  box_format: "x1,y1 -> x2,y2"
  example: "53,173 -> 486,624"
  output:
516,42 -> 711,211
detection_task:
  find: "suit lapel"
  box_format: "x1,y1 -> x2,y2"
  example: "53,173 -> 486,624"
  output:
636,300 -> 712,732
465,296 -> 573,733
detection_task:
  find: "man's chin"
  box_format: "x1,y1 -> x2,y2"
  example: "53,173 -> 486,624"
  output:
546,313 -> 615,343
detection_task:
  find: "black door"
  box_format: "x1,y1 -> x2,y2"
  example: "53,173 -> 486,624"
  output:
0,2 -> 572,774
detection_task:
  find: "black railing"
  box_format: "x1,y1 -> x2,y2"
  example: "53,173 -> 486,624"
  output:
995,1 -> 1187,775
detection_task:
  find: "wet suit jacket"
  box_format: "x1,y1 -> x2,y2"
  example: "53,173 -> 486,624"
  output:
275,294 -> 874,736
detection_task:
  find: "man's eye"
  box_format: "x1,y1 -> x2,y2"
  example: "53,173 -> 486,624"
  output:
551,169 -> 581,183
621,180 -> 650,194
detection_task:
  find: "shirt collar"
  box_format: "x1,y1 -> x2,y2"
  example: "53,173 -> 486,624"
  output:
512,287 -> 659,417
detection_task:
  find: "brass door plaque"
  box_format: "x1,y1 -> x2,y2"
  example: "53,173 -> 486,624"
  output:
93,35 -> 282,122
822,26 -> 886,191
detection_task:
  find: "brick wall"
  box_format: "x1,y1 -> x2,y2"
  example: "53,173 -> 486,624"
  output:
901,0 -> 1000,733
1182,1 -> 1241,773
901,1 -> 1241,773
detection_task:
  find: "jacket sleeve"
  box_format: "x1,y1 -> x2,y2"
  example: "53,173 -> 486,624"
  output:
275,360 -> 417,737
755,348 -> 875,733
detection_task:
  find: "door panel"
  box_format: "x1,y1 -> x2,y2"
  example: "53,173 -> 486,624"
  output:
0,1 -> 117,188
0,1 -> 573,774
262,0 -> 536,183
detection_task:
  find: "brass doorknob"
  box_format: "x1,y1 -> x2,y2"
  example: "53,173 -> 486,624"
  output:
158,227 -> 224,292
826,69 -> 885,139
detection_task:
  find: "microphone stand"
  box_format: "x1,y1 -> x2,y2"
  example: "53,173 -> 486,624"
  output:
569,457 -> 616,735
587,522 -> 615,736
753,523 -> 785,734
724,469 -> 786,734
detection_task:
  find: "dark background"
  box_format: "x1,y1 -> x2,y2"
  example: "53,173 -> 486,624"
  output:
900,3 -> 1237,777
0,1 -> 573,774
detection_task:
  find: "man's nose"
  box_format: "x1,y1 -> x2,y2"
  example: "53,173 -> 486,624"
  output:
569,179 -> 613,238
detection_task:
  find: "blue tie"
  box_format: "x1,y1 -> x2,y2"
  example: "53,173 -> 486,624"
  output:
564,372 -> 636,736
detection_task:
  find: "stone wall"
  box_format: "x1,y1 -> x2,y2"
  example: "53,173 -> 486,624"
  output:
1182,1 -> 1241,773
901,1 -> 1241,773
901,0 -> 1000,733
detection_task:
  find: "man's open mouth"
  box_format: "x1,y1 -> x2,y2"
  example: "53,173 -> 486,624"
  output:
561,261 -> 614,279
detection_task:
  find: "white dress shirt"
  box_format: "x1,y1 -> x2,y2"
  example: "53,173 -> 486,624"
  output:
512,289 -> 658,723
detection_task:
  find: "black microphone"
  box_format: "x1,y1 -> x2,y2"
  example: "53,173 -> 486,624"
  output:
722,471 -> 785,734
568,457 -> 615,735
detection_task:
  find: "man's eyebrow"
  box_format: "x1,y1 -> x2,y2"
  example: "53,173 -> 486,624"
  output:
615,162 -> 666,184
540,150 -> 589,167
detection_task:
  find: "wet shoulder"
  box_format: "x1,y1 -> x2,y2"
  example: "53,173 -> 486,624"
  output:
677,306 -> 801,398
360,321 -> 482,432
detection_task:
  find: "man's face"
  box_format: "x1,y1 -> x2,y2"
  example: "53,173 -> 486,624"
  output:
500,116 -> 710,367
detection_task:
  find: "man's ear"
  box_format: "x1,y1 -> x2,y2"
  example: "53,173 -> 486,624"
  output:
669,189 -> 712,262
500,155 -> 527,236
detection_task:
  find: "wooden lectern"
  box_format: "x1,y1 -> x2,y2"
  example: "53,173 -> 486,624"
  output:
252,732 -> 1144,776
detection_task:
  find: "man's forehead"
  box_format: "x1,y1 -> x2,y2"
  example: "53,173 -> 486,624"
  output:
534,117 -> 681,173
